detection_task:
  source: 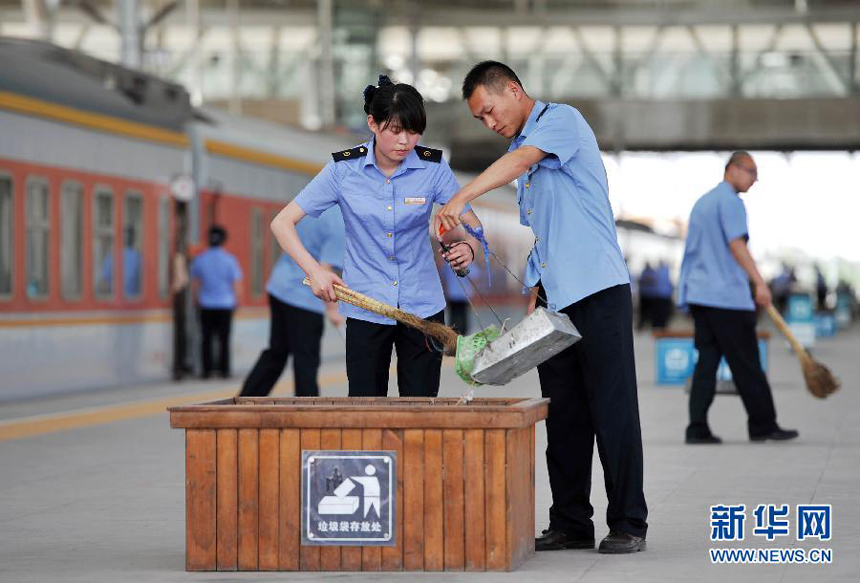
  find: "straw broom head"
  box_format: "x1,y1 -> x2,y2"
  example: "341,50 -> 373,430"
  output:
304,279 -> 459,355
766,305 -> 840,399
798,352 -> 841,399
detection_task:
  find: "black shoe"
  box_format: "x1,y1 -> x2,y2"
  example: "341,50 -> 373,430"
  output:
535,529 -> 595,551
598,531 -> 646,554
750,427 -> 799,442
685,434 -> 722,444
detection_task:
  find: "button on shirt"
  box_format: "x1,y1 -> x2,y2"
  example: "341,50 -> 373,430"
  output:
267,206 -> 345,314
511,101 -> 629,311
677,181 -> 754,311
190,247 -> 243,309
294,140 -> 469,324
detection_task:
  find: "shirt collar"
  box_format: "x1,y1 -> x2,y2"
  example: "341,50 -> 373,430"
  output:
516,100 -> 547,140
720,180 -> 738,195
363,136 -> 426,174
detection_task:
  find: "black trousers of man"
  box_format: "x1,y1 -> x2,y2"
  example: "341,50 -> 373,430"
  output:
346,310 -> 444,397
448,300 -> 469,335
241,294 -> 324,397
536,283 -> 648,540
687,304 -> 778,439
200,308 -> 233,378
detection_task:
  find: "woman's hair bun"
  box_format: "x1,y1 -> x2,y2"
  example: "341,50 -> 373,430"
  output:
377,74 -> 393,87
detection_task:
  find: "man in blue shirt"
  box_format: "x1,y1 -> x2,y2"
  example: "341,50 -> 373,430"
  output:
678,152 -> 798,444
438,61 -> 647,555
190,226 -> 243,379
241,207 -> 345,397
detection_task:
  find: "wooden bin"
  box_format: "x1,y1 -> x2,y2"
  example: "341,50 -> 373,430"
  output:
169,396 -> 548,572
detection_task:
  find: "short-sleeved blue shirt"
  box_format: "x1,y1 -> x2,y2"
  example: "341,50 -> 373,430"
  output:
677,181 -> 754,311
294,139 -> 469,324
510,101 -> 629,311
190,247 -> 243,309
267,206 -> 345,314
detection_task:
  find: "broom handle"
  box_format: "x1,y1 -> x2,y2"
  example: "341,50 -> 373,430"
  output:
301,277 -> 416,324
765,304 -> 808,359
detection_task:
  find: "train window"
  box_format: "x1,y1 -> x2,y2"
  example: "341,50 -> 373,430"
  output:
157,196 -> 171,298
269,210 -> 280,275
123,192 -> 143,299
25,177 -> 51,299
251,207 -> 264,298
0,176 -> 11,298
60,181 -> 84,300
93,188 -> 115,299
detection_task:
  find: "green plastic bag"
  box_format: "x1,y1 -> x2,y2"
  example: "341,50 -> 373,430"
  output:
454,325 -> 500,385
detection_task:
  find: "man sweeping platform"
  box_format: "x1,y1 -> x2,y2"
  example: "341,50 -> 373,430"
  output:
678,151 -> 799,445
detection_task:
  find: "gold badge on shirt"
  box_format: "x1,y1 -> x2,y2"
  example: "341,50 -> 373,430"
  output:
404,197 -> 427,205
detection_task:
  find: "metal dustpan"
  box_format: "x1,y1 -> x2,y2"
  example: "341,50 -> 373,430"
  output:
470,307 -> 582,386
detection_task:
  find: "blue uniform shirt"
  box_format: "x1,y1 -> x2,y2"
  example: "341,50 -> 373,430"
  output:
294,139 -> 470,324
510,101 -> 629,311
267,206 -> 345,314
190,247 -> 243,309
677,181 -> 754,311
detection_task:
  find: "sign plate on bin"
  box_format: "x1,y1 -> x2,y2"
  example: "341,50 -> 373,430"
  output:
302,450 -> 396,546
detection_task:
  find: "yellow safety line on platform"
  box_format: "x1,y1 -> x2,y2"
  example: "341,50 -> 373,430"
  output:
0,369 -> 349,443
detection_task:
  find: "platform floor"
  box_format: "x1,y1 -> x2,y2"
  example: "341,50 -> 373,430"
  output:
1,319 -> 858,582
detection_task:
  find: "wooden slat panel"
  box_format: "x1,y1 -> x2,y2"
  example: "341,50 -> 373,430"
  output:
216,429 -> 238,571
381,429 -> 404,571
238,429 -> 259,570
186,429 -> 216,571
485,429 -> 506,571
423,429 -> 444,571
278,429 -> 301,570
340,428 -> 363,571
299,429 -> 321,571
529,425 -> 536,558
464,429 -> 486,571
319,429 -> 342,571
506,427 -> 530,570
442,429 -> 465,570
362,429 -> 383,572
403,429 -> 424,571
258,429 -> 279,570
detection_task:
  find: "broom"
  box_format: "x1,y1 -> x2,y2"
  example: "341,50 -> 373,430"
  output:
303,278 -> 459,355
765,304 -> 840,399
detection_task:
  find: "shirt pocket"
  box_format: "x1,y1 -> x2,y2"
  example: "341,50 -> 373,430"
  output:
397,194 -> 432,230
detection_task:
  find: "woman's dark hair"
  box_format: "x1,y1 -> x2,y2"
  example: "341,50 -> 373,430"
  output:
363,74 -> 426,134
208,225 -> 227,247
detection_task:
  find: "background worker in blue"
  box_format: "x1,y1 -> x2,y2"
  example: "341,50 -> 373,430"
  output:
437,61 -> 647,555
190,225 -> 243,379
240,207 -> 345,397
678,151 -> 798,444
270,76 -> 484,397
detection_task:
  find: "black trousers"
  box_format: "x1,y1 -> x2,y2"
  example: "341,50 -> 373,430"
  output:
200,308 -> 233,378
688,304 -> 778,439
241,294 -> 324,397
346,310 -> 444,397
448,300 -> 469,335
536,283 -> 648,539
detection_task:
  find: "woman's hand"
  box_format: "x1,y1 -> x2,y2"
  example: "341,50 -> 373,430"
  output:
309,268 -> 345,302
442,241 -> 474,271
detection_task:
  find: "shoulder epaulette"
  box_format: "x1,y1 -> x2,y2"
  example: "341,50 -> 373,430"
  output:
414,145 -> 443,163
332,145 -> 368,162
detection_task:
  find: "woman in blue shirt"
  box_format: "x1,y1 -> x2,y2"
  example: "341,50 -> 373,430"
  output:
271,76 -> 483,397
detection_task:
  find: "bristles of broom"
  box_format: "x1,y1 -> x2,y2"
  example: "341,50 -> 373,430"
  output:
766,304 -> 840,399
303,278 -> 459,355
